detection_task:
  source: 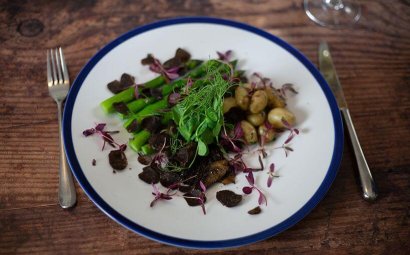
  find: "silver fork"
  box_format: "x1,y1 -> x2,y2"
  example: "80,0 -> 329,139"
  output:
47,47 -> 77,208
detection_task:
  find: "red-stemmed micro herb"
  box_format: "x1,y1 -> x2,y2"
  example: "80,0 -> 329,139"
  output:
277,83 -> 298,99
168,92 -> 181,106
282,118 -> 300,145
82,123 -> 123,151
221,123 -> 245,153
251,72 -> 273,90
142,54 -> 180,83
150,183 -> 175,207
151,139 -> 169,170
242,171 -> 267,206
270,118 -> 300,157
216,50 -> 232,62
267,163 -> 279,188
198,181 -> 207,215
182,180 -> 207,215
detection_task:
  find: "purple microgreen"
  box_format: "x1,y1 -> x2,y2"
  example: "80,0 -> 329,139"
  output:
242,169 -> 268,206
284,132 -> 296,145
150,138 -> 169,170
168,92 -> 181,106
242,186 -> 253,194
83,123 -> 124,151
147,55 -> 180,82
151,151 -> 169,169
281,118 -> 300,145
216,50 -> 232,61
278,83 -> 298,98
221,125 -> 245,153
82,128 -> 95,137
183,187 -> 207,215
150,183 -> 173,207
134,83 -> 141,99
119,144 -> 127,152
183,77 -> 193,94
267,163 -> 279,188
199,180 -> 206,193
245,171 -> 255,186
165,67 -> 180,80
264,121 -> 273,130
234,122 -> 244,139
251,72 -> 272,89
95,123 -> 106,132
101,132 -> 116,149
256,188 -> 267,206
167,175 -> 197,191
267,163 -> 275,187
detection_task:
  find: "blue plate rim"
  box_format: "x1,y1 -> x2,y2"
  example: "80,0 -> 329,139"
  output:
63,16 -> 344,249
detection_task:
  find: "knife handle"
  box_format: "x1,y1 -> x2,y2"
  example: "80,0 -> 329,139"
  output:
341,108 -> 378,201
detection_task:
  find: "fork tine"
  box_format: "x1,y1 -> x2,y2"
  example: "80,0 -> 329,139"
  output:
59,48 -> 70,84
50,49 -> 58,85
47,50 -> 53,86
55,47 -> 63,84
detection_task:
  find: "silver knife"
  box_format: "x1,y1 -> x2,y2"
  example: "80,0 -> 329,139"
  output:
319,41 -> 377,201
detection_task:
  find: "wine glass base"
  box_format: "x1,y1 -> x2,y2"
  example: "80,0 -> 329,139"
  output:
304,0 -> 361,28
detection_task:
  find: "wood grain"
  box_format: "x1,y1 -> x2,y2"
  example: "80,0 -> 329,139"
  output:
0,0 -> 409,254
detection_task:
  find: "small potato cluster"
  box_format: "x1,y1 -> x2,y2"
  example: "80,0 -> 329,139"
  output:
223,84 -> 296,144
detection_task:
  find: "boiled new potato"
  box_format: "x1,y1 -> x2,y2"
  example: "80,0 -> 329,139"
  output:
249,90 -> 268,113
235,86 -> 250,110
247,111 -> 266,126
240,120 -> 258,144
267,108 -> 295,129
223,97 -> 237,113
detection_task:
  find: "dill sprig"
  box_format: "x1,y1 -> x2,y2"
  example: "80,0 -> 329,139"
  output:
172,61 -> 234,156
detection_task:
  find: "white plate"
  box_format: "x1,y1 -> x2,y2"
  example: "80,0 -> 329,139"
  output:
63,17 -> 343,249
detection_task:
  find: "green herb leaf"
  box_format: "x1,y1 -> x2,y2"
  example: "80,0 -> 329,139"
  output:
197,139 -> 208,156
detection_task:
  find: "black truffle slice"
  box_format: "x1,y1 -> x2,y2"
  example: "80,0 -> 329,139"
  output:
216,190 -> 242,207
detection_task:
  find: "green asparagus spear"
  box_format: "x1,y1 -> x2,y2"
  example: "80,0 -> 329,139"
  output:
141,144 -> 155,155
100,60 -> 202,113
123,97 -> 168,128
129,130 -> 151,152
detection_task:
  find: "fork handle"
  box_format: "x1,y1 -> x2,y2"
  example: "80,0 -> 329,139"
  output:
57,102 -> 77,208
341,108 -> 377,201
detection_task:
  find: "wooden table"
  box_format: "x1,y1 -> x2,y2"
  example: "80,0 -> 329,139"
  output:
1,0 -> 409,254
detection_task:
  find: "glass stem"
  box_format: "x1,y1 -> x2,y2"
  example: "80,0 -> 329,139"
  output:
323,0 -> 345,10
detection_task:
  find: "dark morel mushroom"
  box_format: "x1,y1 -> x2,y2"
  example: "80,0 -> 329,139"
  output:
159,171 -> 181,188
138,166 -> 160,184
216,190 -> 242,207
112,102 -> 130,115
108,149 -> 128,170
141,116 -> 162,133
107,73 -> 135,94
248,206 -> 262,215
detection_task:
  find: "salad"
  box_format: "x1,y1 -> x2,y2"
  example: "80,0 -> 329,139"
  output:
83,48 -> 299,215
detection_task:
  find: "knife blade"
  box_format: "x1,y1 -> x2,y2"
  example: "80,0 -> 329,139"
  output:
319,41 -> 378,201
